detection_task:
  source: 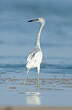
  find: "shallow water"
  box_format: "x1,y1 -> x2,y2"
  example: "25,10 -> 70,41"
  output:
0,0 -> 72,107
0,64 -> 72,107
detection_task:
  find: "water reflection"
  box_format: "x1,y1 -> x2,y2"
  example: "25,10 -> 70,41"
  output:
26,91 -> 41,105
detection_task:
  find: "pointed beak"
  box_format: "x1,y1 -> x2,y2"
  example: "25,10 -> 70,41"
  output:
27,19 -> 39,22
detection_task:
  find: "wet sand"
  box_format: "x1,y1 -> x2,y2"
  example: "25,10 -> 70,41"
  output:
0,107 -> 72,110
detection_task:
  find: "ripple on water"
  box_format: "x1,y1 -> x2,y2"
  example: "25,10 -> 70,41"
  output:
0,63 -> 72,74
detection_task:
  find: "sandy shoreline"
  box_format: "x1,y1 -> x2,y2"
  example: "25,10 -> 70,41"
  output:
0,107 -> 72,110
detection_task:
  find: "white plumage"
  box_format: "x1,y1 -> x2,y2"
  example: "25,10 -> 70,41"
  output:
26,48 -> 42,71
25,17 -> 45,83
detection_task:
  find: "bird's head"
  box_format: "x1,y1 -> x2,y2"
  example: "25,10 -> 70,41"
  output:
27,17 -> 45,24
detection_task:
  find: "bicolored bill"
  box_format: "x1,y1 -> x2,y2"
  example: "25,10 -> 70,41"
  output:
27,19 -> 39,22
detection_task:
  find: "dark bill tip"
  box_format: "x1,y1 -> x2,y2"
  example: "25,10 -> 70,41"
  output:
27,19 -> 38,22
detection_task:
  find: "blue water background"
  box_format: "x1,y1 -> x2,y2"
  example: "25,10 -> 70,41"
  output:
0,0 -> 72,106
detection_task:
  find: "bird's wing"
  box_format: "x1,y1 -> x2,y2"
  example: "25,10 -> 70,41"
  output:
27,48 -> 39,62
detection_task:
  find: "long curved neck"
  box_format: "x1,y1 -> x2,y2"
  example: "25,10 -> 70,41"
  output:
36,22 -> 45,49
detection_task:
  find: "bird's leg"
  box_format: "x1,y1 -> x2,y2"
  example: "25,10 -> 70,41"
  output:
36,66 -> 40,86
24,69 -> 29,85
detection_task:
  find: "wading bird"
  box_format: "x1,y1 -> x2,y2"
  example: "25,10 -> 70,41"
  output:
25,17 -> 45,84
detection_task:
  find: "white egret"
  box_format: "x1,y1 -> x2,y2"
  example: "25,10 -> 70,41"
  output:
25,17 -> 45,84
